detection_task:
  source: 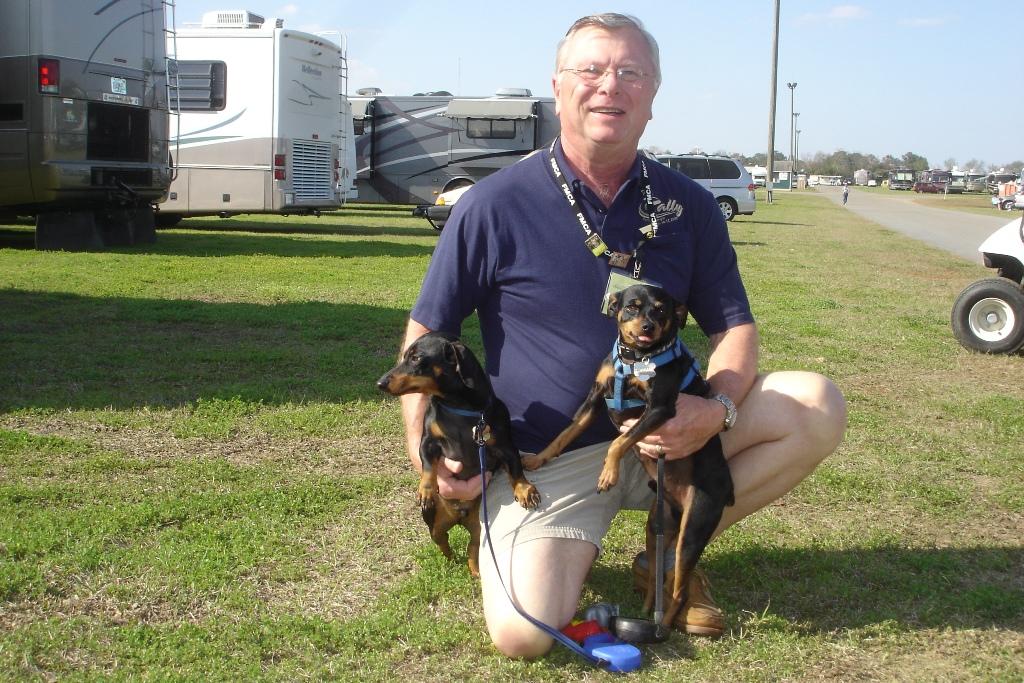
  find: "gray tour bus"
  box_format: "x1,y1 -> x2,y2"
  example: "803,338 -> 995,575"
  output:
350,88 -> 559,228
0,0 -> 172,249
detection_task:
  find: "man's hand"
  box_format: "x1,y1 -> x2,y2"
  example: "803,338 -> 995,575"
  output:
620,393 -> 726,460
435,456 -> 491,500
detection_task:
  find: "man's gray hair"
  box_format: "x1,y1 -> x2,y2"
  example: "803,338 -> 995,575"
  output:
555,13 -> 661,88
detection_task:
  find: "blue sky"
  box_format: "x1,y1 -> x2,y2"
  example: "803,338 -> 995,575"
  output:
179,1 -> 1023,169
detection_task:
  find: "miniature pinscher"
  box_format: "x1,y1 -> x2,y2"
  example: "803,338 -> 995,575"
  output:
377,331 -> 540,576
522,283 -> 734,628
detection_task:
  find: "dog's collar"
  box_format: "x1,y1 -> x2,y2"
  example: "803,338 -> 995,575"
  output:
437,399 -> 492,445
436,401 -> 485,419
615,336 -> 685,368
606,338 -> 700,411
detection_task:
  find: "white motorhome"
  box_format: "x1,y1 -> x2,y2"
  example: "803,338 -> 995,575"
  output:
157,10 -> 355,225
0,0 -> 172,249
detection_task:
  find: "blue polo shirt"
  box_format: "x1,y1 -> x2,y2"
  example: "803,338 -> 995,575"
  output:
411,141 -> 753,454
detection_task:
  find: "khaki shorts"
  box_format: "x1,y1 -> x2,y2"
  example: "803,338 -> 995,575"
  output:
481,441 -> 655,556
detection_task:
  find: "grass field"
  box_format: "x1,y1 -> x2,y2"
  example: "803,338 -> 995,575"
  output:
1,193 -> 1022,681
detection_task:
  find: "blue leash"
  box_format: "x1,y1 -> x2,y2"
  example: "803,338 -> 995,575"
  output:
472,420 -> 608,668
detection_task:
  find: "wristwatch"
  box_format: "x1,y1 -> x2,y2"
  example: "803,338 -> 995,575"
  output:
711,393 -> 737,431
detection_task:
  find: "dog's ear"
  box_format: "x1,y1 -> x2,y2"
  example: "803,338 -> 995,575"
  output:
674,302 -> 688,326
606,291 -> 622,316
445,340 -> 475,388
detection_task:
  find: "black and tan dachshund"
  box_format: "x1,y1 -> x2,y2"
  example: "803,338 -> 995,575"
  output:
522,284 -> 734,628
377,331 -> 540,576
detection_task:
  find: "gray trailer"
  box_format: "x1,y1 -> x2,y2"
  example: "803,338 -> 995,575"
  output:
350,88 -> 559,228
0,0 -> 172,249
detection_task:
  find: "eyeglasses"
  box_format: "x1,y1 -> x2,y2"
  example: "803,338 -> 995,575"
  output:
559,64 -> 649,85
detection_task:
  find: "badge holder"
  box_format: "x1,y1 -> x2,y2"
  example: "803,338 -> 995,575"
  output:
601,271 -> 659,317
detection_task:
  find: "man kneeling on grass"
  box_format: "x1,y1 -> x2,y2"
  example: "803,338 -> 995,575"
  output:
397,12 -> 847,657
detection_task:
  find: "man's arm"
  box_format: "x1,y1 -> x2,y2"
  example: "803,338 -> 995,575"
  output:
399,317 -> 486,500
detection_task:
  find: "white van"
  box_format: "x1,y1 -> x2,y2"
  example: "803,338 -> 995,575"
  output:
655,154 -> 756,221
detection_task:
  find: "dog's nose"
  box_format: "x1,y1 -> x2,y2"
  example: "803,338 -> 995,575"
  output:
376,375 -> 390,391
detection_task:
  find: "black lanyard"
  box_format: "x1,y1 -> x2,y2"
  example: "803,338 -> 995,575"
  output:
543,139 -> 660,279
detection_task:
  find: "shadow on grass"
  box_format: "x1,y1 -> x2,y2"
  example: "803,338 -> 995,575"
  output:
167,216 -> 438,239
146,231 -> 437,259
0,224 -> 438,257
740,220 -> 812,227
589,545 -> 1024,634
0,289 -> 422,411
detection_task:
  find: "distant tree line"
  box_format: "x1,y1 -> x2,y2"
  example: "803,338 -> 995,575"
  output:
644,146 -> 1024,179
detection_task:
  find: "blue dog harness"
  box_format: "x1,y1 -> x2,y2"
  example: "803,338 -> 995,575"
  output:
606,337 -> 701,411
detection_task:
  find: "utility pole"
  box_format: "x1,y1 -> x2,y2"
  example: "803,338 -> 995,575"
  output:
787,82 -> 797,190
766,0 -> 780,203
793,112 -> 800,182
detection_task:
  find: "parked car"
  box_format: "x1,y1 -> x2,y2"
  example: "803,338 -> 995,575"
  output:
655,154 -> 756,221
913,180 -> 946,193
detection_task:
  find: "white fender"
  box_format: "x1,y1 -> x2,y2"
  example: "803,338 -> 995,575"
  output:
978,215 -> 1024,265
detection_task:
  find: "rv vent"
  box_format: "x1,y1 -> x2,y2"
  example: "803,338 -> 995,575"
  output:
201,10 -> 266,29
495,88 -> 532,97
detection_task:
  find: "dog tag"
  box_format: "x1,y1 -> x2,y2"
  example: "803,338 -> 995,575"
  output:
633,360 -> 656,380
608,252 -> 631,269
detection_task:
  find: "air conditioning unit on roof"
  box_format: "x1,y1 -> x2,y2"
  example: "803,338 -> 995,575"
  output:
200,10 -> 266,29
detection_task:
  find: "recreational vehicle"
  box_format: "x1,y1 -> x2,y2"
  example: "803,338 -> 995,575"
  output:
888,168 -> 915,190
156,10 -> 355,225
0,0 -> 172,249
350,89 -> 559,228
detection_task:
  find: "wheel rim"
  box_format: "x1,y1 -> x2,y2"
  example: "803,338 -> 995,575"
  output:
719,201 -> 734,220
967,297 -> 1016,342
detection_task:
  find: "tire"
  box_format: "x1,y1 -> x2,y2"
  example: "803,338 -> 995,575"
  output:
717,197 -> 737,222
999,198 -> 1015,211
35,211 -> 102,251
951,278 -> 1024,354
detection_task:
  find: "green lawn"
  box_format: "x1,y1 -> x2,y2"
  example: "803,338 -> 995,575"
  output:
1,194 -> 1022,681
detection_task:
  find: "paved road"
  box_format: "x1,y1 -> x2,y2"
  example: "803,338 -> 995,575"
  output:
816,185 -> 1013,264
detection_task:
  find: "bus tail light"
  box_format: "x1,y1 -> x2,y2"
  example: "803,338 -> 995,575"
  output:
38,58 -> 60,94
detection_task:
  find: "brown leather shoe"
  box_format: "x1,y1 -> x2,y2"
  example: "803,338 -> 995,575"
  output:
631,552 -> 725,637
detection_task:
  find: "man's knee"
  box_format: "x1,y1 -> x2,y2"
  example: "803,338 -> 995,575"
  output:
487,616 -> 554,659
779,371 -> 847,458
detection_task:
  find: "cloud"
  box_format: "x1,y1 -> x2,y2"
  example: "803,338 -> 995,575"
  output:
829,5 -> 866,20
797,4 -> 867,24
279,4 -> 299,15
899,16 -> 950,28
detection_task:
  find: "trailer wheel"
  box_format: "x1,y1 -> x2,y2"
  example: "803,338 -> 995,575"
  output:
35,211 -> 102,251
951,277 -> 1024,354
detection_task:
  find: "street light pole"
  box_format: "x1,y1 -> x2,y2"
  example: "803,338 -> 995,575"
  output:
787,82 -> 797,189
795,128 -> 801,179
793,113 -> 800,180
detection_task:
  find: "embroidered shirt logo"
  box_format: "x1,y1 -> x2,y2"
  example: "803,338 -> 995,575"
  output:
640,195 -> 684,226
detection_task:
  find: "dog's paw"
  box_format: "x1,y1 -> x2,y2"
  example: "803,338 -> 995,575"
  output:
416,487 -> 436,510
596,466 -> 620,493
515,482 -> 541,509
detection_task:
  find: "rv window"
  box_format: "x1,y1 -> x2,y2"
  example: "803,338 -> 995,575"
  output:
353,118 -> 366,136
169,60 -> 227,112
0,103 -> 23,122
466,118 -> 516,139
